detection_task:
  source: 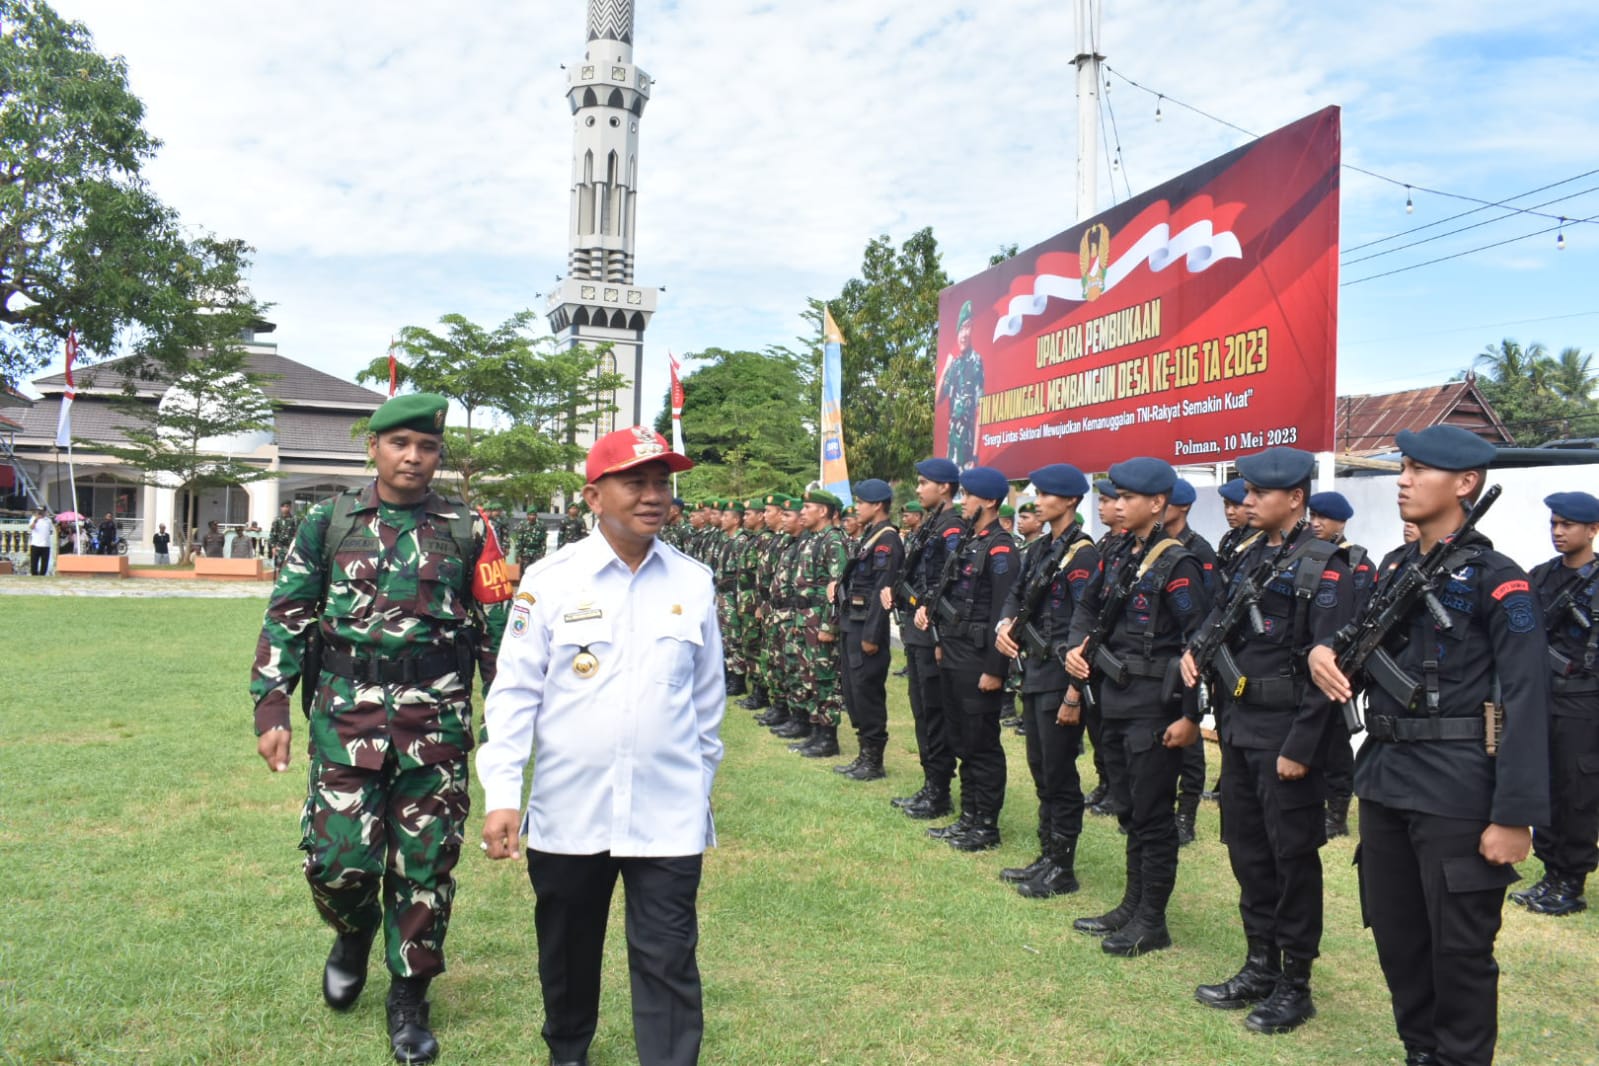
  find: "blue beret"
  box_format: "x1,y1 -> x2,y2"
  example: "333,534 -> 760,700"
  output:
1169,478 -> 1196,507
1395,426 -> 1496,471
1217,477 -> 1248,504
671,497 -> 685,508
1236,446 -> 1315,490
853,478 -> 893,504
1308,491 -> 1353,522
1108,457 -> 1176,497
959,465 -> 1010,502
915,457 -> 961,484
1095,478 -> 1119,499
1545,491 -> 1599,523
1030,463 -> 1090,498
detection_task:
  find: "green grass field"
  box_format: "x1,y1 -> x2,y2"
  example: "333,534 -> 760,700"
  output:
1,594 -> 1594,1065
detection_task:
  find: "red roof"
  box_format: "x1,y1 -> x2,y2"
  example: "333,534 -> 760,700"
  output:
1334,377 -> 1513,455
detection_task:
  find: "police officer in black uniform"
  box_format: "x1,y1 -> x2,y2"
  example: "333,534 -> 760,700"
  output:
1309,425 -> 1550,1066
836,478 -> 903,782
1166,478 -> 1218,845
1513,490 -> 1599,916
995,463 -> 1099,897
1081,478 -> 1124,817
916,466 -> 1018,851
1308,490 -> 1375,838
1184,448 -> 1356,1034
891,458 -> 965,821
1065,458 -> 1208,956
1216,478 -> 1262,573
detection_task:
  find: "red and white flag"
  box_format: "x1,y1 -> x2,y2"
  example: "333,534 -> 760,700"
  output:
54,331 -> 77,448
387,337 -> 398,397
667,351 -> 685,455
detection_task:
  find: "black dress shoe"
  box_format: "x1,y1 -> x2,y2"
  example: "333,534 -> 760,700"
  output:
323,929 -> 375,1010
550,1058 -> 589,1066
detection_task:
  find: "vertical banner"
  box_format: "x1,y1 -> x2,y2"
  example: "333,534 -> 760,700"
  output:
667,351 -> 686,455
935,107 -> 1340,475
54,330 -> 77,448
387,338 -> 399,397
820,308 -> 852,505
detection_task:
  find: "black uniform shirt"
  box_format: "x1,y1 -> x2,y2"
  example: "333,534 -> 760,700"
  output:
1349,531 -> 1551,826
842,520 -> 904,647
1177,525 -> 1220,599
1000,525 -> 1099,693
1530,555 -> 1599,715
940,521 -> 1019,677
1204,528 -> 1356,762
1067,532 -> 1209,720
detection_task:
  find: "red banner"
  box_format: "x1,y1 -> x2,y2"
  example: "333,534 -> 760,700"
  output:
935,107 -> 1340,476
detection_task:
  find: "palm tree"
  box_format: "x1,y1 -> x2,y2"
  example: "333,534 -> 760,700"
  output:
1547,346 -> 1595,404
1474,338 -> 1549,387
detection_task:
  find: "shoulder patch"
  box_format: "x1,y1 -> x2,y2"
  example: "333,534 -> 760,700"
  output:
989,542 -> 1013,555
1316,579 -> 1338,608
1502,592 -> 1536,634
1165,576 -> 1190,592
1492,579 -> 1529,601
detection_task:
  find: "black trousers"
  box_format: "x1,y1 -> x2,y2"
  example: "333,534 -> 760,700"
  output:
1218,742 -> 1327,958
1022,689 -> 1085,841
1178,740 -> 1206,799
526,851 -> 704,1066
29,546 -> 50,575
1356,800 -> 1519,1066
1101,716 -> 1183,896
937,641 -> 1007,816
839,626 -> 889,745
1325,726 -> 1355,805
904,642 -> 955,790
1532,709 -> 1599,876
1083,694 -> 1110,794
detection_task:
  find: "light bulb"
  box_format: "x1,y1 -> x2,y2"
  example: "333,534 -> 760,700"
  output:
1155,95 -> 1163,122
1557,219 -> 1567,251
1405,186 -> 1414,214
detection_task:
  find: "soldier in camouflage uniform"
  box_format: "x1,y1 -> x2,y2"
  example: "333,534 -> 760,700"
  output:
250,393 -> 511,1066
659,496 -> 689,551
735,500 -> 768,705
268,502 -> 301,572
488,508 -> 511,554
938,299 -> 984,469
558,503 -> 589,546
512,514 -> 548,569
751,494 -> 792,721
769,498 -> 810,739
717,500 -> 750,695
790,489 -> 849,758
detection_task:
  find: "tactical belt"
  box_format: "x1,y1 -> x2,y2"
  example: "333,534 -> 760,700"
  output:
1094,647 -> 1168,686
1365,715 -> 1485,743
1235,675 -> 1303,707
323,647 -> 459,685
1552,675 -> 1599,695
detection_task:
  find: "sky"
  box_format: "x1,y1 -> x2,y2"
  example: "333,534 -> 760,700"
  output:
29,0 -> 1599,429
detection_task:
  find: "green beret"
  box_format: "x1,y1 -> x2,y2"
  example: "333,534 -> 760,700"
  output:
781,495 -> 804,513
369,392 -> 448,435
729,499 -> 746,514
903,501 -> 925,513
957,300 -> 973,328
763,493 -> 783,508
999,504 -> 1016,518
746,498 -> 762,510
842,506 -> 856,517
1017,502 -> 1037,514
803,489 -> 842,511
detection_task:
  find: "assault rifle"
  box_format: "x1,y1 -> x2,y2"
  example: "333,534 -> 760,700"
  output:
1011,528 -> 1087,660
1074,531 -> 1161,708
927,515 -> 976,635
1184,524 -> 1308,702
1544,572 -> 1595,677
1327,484 -> 1501,734
892,520 -> 932,611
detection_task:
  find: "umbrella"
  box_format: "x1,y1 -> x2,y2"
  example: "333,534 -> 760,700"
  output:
55,511 -> 85,522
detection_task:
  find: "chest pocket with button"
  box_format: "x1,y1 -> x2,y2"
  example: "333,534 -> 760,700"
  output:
648,614 -> 704,688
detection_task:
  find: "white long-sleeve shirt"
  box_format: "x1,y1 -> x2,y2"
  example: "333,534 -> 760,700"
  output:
478,530 -> 725,856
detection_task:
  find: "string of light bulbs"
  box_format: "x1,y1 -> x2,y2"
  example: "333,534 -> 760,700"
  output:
1343,211 -> 1598,286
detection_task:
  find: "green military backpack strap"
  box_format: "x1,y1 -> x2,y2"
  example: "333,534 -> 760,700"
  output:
321,490 -> 477,581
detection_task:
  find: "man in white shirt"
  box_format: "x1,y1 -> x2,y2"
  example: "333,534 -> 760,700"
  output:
28,508 -> 54,576
479,425 -> 723,1066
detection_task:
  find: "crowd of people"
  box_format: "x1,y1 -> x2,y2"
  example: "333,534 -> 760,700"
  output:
667,426 -> 1587,1066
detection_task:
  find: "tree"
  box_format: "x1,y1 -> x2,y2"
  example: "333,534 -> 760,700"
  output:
653,347 -> 813,498
1469,337 -> 1599,445
0,1 -> 247,383
1547,346 -> 1595,405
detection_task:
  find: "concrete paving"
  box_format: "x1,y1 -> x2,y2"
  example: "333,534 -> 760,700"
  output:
0,574 -> 271,598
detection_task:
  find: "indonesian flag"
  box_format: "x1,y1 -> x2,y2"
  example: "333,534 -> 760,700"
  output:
471,509 -> 515,603
667,351 -> 685,455
387,338 -> 398,397
54,331 -> 77,448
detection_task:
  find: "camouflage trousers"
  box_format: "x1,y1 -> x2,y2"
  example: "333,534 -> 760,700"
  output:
717,590 -> 746,674
762,608 -> 792,706
789,610 -> 842,726
300,751 -> 470,980
738,591 -> 763,686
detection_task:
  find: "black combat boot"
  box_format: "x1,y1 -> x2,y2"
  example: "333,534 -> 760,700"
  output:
948,812 -> 1001,852
774,713 -> 810,739
323,927 -> 376,1010
833,739 -> 866,775
1194,938 -> 1281,1009
1526,874 -> 1588,916
386,976 -> 439,1064
844,740 -> 886,781
1403,1044 -> 1439,1065
1083,781 -> 1109,809
1509,870 -> 1555,908
903,786 -> 953,820
1324,796 -> 1351,838
1102,874 -> 1173,957
726,672 -> 747,696
740,682 -> 768,710
891,780 -> 931,809
799,724 -> 841,758
1175,793 -> 1200,847
1017,836 -> 1080,898
1245,953 -> 1317,1034
1074,857 -> 1141,936
1000,826 -> 1051,883
926,806 -> 974,840
788,718 -> 823,751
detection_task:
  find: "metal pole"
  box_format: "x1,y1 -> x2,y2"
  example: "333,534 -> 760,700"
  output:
1074,0 -> 1104,224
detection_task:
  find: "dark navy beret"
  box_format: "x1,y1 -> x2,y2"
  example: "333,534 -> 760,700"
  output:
1217,478 -> 1248,504
1545,491 -> 1599,523
1395,426 -> 1496,471
1095,478 -> 1119,499
1108,457 -> 1176,496
853,478 -> 893,504
1308,491 -> 1353,521
959,465 -> 1010,502
1030,463 -> 1090,498
671,497 -> 685,508
1236,446 -> 1315,490
915,457 -> 961,484
1169,478 -> 1196,507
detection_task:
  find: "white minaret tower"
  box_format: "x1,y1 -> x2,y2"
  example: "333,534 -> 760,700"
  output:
546,0 -> 659,437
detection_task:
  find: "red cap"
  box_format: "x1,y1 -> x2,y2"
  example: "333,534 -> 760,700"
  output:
585,425 -> 694,484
